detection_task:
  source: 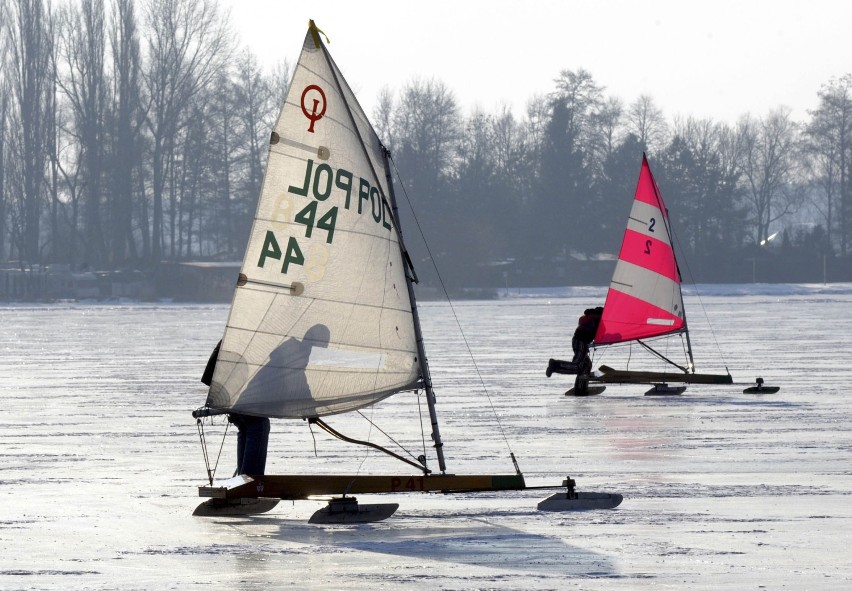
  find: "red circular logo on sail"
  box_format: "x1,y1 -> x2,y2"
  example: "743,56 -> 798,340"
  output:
301,85 -> 327,133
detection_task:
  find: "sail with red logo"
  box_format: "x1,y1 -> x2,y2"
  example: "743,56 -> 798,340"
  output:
198,22 -> 420,420
594,154 -> 686,347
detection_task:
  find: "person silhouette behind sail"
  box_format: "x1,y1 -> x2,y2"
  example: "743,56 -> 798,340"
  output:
546,306 -> 603,377
238,324 -> 330,418
201,324 -> 331,476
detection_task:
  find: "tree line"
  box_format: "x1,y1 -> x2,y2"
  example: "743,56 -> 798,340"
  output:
1,0 -> 285,272
381,72 -> 852,286
2,0 -> 851,289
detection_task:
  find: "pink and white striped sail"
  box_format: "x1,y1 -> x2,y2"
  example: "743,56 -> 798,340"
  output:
594,155 -> 686,346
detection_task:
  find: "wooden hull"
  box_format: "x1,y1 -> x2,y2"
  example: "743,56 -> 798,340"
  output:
199,473 -> 527,500
592,365 -> 733,385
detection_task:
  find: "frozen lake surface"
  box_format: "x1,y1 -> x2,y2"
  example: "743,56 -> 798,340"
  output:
2,283 -> 851,589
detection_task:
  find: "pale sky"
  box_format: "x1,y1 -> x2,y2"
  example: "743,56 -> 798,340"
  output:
223,0 -> 851,124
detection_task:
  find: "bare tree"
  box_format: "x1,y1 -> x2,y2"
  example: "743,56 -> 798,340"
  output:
593,95 -> 624,160
5,0 -> 54,266
372,86 -> 395,151
523,93 -> 549,181
551,68 -> 604,151
491,104 -> 534,255
665,117 -> 745,253
391,77 -> 461,197
737,108 -> 802,244
142,0 -> 231,262
451,108 -> 499,263
804,75 -> 852,254
56,0 -> 109,266
524,94 -> 548,148
175,104 -> 208,258
189,74 -> 229,258
230,50 -> 282,255
627,94 -> 668,154
491,105 -> 526,186
540,68 -> 604,253
52,99 -> 84,264
108,0 -> 145,263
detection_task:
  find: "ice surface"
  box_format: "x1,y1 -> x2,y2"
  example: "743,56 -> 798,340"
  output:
1,284 -> 851,589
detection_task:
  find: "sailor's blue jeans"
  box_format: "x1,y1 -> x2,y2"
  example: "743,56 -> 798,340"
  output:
230,414 -> 270,476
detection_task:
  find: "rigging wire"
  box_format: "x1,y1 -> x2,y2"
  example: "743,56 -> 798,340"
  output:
356,408 -> 422,464
352,411 -> 374,479
197,420 -> 212,483
387,154 -> 515,457
304,405 -> 428,474
196,417 -> 230,484
308,420 -> 319,456
626,342 -> 633,371
321,394 -> 428,472
597,333 -> 694,372
311,417 -> 429,473
668,224 -> 730,372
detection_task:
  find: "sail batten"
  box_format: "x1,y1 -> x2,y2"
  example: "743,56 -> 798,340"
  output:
595,155 -> 686,347
205,27 -> 420,419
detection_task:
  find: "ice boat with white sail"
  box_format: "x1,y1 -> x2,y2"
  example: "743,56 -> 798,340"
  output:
191,21 -> 621,520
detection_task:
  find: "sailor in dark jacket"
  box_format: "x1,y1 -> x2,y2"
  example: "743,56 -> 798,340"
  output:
201,340 -> 270,476
572,306 -> 603,367
545,306 -> 603,377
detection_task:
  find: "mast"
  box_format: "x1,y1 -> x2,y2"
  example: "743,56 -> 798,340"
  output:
313,22 -> 446,473
672,250 -> 696,373
381,146 -> 447,474
682,321 -> 696,373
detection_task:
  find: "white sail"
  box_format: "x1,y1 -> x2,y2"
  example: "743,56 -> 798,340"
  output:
204,24 -> 420,419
